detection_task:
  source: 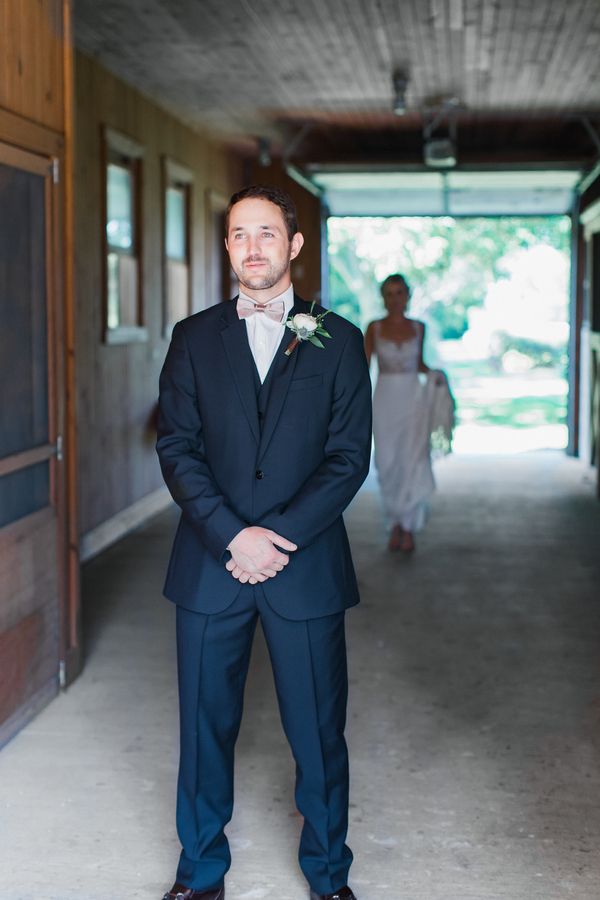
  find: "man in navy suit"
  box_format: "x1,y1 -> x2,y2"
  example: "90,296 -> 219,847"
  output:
156,184 -> 372,900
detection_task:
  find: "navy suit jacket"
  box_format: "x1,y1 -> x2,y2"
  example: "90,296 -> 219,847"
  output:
156,294 -> 372,621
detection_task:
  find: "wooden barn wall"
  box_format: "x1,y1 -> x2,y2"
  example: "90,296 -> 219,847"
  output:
247,162 -> 323,303
577,169 -> 600,477
74,51 -> 243,539
0,0 -> 66,134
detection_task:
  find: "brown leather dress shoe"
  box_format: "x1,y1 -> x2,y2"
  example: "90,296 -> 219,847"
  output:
310,887 -> 356,900
162,884 -> 224,900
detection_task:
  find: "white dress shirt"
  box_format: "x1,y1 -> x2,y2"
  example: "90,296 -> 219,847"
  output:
240,284 -> 294,383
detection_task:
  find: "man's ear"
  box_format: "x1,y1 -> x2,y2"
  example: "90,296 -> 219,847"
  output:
290,232 -> 304,261
224,237 -> 229,253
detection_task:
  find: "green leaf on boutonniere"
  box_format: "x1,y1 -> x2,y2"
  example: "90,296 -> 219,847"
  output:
317,327 -> 332,339
308,335 -> 325,348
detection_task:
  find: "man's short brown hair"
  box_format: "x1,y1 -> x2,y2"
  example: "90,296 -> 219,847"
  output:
225,184 -> 299,242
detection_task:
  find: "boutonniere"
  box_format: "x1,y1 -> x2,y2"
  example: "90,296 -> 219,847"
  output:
284,301 -> 332,357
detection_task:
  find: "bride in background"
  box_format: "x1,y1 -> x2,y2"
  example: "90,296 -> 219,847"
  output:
364,273 -> 454,553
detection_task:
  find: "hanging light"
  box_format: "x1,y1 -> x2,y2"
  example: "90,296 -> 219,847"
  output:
423,100 -> 459,168
392,69 -> 409,116
257,137 -> 271,167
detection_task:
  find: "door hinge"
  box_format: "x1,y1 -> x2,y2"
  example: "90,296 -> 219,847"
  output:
55,434 -> 63,461
59,659 -> 67,688
51,158 -> 59,184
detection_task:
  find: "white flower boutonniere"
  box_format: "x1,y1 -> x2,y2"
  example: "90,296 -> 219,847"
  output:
284,301 -> 332,357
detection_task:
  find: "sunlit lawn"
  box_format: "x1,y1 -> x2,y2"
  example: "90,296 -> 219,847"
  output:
443,360 -> 568,453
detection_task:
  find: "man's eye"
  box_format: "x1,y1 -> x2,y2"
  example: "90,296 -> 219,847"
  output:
233,233 -> 246,240
261,232 -> 274,238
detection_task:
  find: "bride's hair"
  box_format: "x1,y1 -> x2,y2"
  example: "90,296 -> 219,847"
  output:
380,273 -> 410,298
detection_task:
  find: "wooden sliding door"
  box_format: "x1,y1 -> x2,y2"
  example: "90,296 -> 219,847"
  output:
0,140 -> 67,743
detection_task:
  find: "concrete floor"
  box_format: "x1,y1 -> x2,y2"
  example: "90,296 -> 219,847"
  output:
1,452 -> 600,900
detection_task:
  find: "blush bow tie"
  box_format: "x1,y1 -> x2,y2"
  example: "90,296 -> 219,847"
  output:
236,296 -> 285,323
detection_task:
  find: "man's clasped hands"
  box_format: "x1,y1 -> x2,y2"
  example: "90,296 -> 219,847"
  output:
226,526 -> 297,584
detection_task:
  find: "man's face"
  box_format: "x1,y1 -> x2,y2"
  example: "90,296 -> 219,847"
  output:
225,197 -> 304,299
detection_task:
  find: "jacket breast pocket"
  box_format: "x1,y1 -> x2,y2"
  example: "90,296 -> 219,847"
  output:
288,374 -> 323,392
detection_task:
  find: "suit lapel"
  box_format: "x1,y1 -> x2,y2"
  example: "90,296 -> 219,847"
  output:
219,299 -> 260,445
257,296 -> 310,463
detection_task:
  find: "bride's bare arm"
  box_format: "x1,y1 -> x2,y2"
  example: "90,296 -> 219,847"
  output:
417,321 -> 445,383
417,321 -> 431,373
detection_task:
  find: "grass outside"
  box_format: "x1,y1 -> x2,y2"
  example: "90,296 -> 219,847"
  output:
441,360 -> 568,452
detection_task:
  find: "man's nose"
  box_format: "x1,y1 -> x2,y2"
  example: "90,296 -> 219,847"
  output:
246,235 -> 262,256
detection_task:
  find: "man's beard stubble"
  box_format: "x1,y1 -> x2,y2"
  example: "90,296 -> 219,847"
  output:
235,250 -> 291,293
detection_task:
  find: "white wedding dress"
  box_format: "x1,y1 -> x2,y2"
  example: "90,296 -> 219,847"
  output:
372,320 -> 450,533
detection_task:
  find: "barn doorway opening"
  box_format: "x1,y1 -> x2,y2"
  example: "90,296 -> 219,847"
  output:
327,213 -> 571,453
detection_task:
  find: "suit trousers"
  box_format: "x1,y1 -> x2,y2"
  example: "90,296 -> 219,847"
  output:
174,584 -> 353,893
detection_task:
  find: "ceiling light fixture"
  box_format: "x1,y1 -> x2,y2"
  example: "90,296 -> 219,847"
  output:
392,69 -> 409,116
423,137 -> 456,168
257,137 -> 271,167
423,100 -> 459,168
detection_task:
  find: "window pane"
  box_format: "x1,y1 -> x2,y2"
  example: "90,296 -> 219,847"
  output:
107,163 -> 133,250
0,462 -> 49,528
118,255 -> 138,326
0,162 -> 49,459
107,251 -> 120,329
167,259 -> 189,326
166,186 -> 186,261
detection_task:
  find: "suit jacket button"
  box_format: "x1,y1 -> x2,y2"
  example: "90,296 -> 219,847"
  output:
255,469 -> 264,479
